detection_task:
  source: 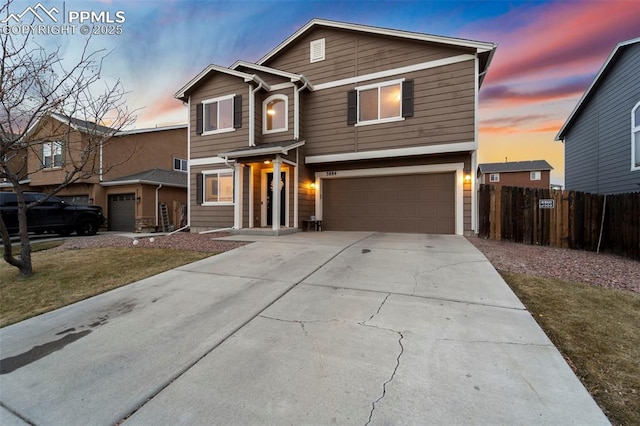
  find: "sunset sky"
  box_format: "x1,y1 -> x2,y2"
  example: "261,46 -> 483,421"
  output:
10,0 -> 640,185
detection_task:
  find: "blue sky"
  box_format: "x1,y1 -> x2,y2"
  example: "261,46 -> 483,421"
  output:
9,0 -> 640,185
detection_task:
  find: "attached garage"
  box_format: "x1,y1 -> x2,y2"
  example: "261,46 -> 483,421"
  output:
108,193 -> 136,231
322,172 -> 456,234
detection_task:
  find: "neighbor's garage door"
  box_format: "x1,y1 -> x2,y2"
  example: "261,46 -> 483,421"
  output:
108,193 -> 135,231
322,173 -> 455,234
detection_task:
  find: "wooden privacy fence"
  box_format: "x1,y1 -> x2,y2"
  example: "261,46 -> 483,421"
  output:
478,185 -> 640,260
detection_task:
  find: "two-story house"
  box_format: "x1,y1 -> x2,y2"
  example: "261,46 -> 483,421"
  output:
477,160 -> 553,189
556,37 -> 640,194
16,113 -> 188,232
175,19 -> 496,235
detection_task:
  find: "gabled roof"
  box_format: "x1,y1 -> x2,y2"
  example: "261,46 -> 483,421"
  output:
115,124 -> 186,136
50,112 -> 116,136
231,61 -> 303,82
174,65 -> 271,101
478,160 -> 553,173
101,168 -> 187,188
256,18 -> 497,84
555,37 -> 640,141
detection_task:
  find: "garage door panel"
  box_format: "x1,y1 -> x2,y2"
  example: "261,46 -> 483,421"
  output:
108,193 -> 135,232
323,173 -> 455,234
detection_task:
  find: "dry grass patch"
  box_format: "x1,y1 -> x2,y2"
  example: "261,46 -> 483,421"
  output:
501,272 -> 640,425
0,247 -> 210,327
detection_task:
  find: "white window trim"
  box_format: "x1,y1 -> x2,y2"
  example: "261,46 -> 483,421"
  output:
489,173 -> 500,182
42,141 -> 63,169
174,158 -> 187,172
263,94 -> 288,134
355,78 -> 405,126
202,94 -> 236,136
632,100 -> 640,171
530,171 -> 541,181
202,169 -> 234,206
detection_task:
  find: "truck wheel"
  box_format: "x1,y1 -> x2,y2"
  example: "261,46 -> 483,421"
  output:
75,219 -> 99,236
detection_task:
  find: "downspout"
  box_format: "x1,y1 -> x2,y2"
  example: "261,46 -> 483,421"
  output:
99,139 -> 104,181
294,78 -> 309,140
155,184 -> 163,227
249,82 -> 263,147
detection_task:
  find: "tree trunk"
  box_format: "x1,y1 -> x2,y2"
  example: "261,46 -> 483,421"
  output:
0,187 -> 33,277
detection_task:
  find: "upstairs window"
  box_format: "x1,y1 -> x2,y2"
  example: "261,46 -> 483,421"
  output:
263,94 -> 288,134
530,171 -> 541,181
42,141 -> 62,168
174,158 -> 187,172
489,173 -> 500,182
196,95 -> 242,135
347,79 -> 413,126
633,100 -> 640,171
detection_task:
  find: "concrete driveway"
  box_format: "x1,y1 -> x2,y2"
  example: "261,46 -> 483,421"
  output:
0,232 -> 609,425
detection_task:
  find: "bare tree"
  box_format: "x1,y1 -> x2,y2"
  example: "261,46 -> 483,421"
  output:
0,0 -> 135,277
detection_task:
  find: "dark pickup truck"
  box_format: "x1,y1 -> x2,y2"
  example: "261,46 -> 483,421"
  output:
0,192 -> 105,236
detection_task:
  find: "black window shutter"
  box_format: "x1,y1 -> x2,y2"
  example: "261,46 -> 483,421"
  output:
233,95 -> 242,129
196,173 -> 203,205
347,90 -> 357,125
402,80 -> 414,118
196,104 -> 203,135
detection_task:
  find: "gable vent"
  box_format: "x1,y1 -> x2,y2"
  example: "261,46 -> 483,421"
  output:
310,38 -> 325,63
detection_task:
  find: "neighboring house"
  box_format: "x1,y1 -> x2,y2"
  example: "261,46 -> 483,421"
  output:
556,37 -> 640,194
175,18 -> 496,235
12,113 -> 188,232
477,160 -> 553,189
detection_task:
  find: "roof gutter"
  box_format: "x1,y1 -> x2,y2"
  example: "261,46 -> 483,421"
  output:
100,179 -> 186,188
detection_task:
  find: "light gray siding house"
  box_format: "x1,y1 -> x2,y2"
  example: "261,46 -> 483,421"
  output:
556,38 -> 640,194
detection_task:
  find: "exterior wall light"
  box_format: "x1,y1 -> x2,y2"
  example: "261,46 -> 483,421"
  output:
310,182 -> 316,190
464,174 -> 472,182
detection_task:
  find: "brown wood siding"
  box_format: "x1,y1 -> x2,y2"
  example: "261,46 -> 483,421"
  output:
264,27 -> 471,85
190,74 -> 250,159
297,146 -> 316,226
190,165 -> 234,229
322,172 -> 455,233
302,60 -> 475,157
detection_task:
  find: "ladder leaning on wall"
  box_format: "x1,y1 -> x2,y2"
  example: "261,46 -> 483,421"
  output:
159,202 -> 170,232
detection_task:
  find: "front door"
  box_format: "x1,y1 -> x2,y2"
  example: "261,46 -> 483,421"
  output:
266,171 -> 286,226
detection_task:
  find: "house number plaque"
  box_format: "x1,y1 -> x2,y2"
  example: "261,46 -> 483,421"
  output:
539,199 -> 555,209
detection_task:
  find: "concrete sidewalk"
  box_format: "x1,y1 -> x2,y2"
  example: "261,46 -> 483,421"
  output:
0,232 -> 609,425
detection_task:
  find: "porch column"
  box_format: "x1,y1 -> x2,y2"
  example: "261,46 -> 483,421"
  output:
234,163 -> 244,229
272,156 -> 282,231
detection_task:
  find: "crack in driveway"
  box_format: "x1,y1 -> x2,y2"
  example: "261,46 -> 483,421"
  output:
364,330 -> 404,426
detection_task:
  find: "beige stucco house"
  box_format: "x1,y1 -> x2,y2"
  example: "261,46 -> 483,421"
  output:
175,19 -> 496,235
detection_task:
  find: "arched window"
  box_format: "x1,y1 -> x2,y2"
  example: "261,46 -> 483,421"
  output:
263,94 -> 288,133
632,100 -> 640,171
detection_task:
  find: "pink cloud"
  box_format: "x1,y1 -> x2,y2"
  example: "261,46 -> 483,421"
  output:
480,76 -> 591,105
466,1 -> 640,85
